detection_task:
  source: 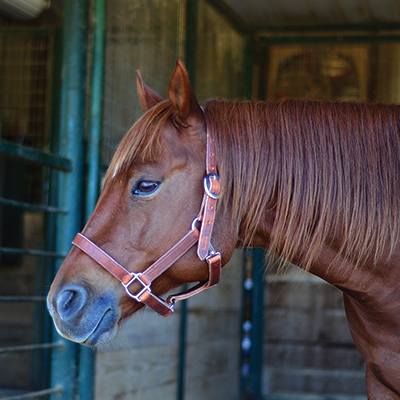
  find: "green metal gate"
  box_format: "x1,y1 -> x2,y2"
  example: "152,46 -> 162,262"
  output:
0,25 -> 72,399
0,0 -> 98,398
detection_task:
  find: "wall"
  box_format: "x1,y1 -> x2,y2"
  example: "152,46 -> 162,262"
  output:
95,251 -> 243,400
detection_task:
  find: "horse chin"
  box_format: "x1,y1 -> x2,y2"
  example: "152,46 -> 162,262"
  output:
47,289 -> 121,347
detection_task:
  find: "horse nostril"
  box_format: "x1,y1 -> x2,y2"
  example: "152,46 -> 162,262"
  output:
56,284 -> 88,322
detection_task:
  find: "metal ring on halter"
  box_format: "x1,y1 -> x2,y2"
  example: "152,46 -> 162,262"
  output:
203,173 -> 220,200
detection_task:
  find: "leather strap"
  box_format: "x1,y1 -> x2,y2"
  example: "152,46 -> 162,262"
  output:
72,130 -> 222,317
168,252 -> 221,303
197,134 -> 220,260
73,228 -> 199,317
73,232 -> 132,284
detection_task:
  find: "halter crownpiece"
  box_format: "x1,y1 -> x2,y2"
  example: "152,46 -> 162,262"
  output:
72,131 -> 221,317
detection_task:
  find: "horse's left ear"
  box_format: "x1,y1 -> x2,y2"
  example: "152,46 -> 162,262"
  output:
169,60 -> 203,126
136,70 -> 164,113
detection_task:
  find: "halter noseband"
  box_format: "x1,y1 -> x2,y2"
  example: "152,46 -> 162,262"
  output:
71,132 -> 221,317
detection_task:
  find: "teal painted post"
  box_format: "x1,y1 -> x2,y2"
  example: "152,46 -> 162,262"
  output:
50,0 -> 89,399
78,0 -> 107,398
85,0 -> 107,217
240,248 -> 265,399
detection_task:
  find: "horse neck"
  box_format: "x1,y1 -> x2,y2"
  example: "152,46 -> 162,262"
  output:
204,100 -> 276,248
206,99 -> 400,277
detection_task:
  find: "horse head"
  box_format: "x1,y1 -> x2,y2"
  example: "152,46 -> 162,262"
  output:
47,61 -> 237,346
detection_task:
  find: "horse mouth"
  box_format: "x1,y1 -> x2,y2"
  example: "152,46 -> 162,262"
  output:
82,308 -> 119,347
47,289 -> 120,347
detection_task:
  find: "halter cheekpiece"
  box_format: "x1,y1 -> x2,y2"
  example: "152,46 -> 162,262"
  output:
71,130 -> 222,317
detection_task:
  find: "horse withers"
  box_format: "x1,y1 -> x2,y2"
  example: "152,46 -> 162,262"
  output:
48,60 -> 400,399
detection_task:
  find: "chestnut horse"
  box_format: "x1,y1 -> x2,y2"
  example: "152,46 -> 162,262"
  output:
48,60 -> 400,399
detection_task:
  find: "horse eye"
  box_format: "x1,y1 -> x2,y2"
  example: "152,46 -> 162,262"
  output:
132,180 -> 160,196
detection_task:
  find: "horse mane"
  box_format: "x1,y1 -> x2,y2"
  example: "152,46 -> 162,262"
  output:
105,100 -> 175,183
205,99 -> 400,270
106,97 -> 400,271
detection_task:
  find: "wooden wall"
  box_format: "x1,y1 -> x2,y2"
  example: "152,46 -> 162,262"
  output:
95,250 -> 243,400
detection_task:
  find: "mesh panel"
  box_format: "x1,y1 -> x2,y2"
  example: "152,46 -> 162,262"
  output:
0,31 -> 54,394
0,34 -> 52,150
195,0 -> 248,101
101,0 -> 185,165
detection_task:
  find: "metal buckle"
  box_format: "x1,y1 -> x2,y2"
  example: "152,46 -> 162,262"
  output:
191,216 -> 200,232
203,173 -> 220,200
123,273 -> 152,302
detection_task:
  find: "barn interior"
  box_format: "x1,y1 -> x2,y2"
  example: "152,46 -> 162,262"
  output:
1,0 -> 400,399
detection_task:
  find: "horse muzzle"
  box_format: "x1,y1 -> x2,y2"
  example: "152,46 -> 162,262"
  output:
47,283 -> 120,346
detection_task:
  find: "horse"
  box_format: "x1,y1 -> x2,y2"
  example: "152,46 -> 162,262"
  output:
47,60 -> 400,399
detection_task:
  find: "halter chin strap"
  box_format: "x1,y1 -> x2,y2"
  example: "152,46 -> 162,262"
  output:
72,132 -> 221,317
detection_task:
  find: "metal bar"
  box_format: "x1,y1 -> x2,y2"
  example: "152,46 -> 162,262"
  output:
177,288 -> 188,400
0,198 -> 67,214
240,248 -> 264,400
85,0 -> 107,219
0,296 -> 46,302
0,247 -> 66,258
49,0 -> 89,399
85,0 -> 106,218
0,387 -> 62,400
0,28 -> 54,35
259,34 -> 400,44
250,248 -> 265,398
77,1 -> 108,399
0,140 -> 72,171
0,342 -> 64,354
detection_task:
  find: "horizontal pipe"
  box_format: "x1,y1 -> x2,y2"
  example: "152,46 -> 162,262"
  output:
0,387 -> 63,400
0,247 -> 67,258
0,28 -> 54,35
0,198 -> 67,214
0,296 -> 46,302
0,140 -> 72,171
0,341 -> 65,354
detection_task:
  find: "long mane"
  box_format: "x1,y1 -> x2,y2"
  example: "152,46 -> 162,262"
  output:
205,99 -> 400,270
107,98 -> 400,271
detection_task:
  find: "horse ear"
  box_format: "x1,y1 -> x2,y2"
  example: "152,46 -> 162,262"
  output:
136,70 -> 164,113
169,60 -> 202,126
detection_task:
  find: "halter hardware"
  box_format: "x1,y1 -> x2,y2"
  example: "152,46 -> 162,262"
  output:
203,173 -> 220,200
123,273 -> 152,303
72,131 -> 222,317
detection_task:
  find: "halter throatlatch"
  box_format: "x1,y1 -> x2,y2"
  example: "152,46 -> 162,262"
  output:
72,132 -> 221,317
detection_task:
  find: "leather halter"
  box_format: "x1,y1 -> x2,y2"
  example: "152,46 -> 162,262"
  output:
72,132 -> 221,317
